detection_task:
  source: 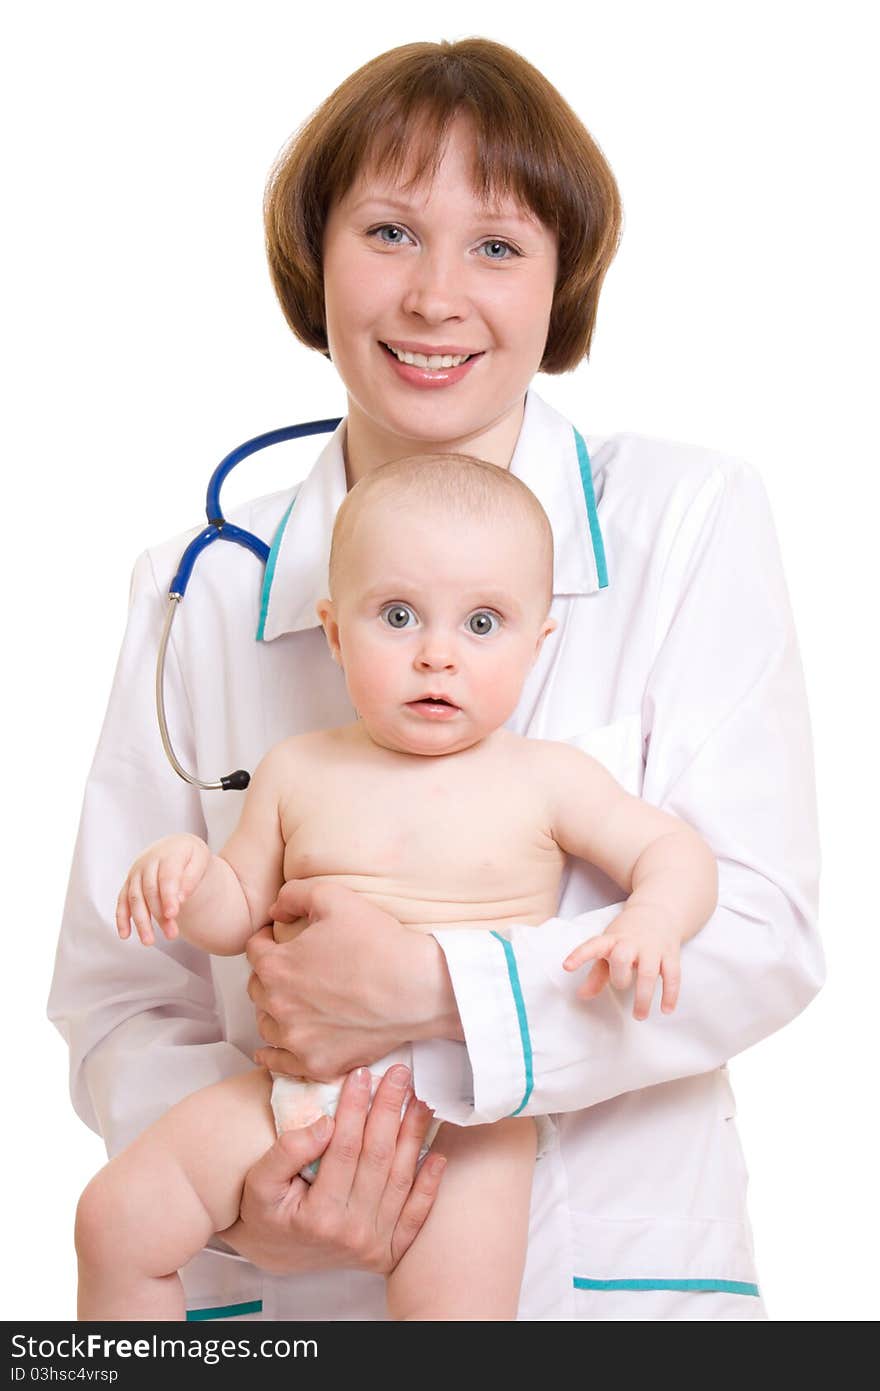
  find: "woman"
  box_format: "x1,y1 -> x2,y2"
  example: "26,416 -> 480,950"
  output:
49,38 -> 822,1321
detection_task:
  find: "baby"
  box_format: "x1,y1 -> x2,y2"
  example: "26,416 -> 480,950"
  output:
75,454 -> 717,1321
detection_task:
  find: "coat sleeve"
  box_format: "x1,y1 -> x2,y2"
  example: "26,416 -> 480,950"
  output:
411,459 -> 825,1124
47,551 -> 254,1157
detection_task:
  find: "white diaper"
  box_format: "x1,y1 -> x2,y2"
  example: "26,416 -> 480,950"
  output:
269,1062 -> 556,1182
270,1049 -> 441,1183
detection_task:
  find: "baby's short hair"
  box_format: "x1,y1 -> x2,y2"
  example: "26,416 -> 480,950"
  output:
329,454 -> 554,610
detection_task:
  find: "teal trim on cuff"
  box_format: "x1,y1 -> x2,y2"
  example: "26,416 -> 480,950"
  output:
489,931 -> 533,1116
187,1299 -> 264,1320
573,428 -> 609,589
573,1278 -> 759,1297
256,492 -> 298,641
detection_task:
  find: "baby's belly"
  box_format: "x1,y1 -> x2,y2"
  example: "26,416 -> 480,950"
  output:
273,871 -> 560,941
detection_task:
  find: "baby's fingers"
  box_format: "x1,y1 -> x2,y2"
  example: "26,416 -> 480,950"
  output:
563,935 -> 616,971
607,940 -> 637,993
157,858 -> 183,927
576,957 -> 610,1001
115,882 -> 133,940
126,872 -> 156,946
179,841 -> 209,901
632,950 -> 661,1021
660,954 -> 682,1014
140,860 -> 167,936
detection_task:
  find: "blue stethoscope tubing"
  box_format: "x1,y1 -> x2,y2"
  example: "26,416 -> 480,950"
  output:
156,418 -> 342,792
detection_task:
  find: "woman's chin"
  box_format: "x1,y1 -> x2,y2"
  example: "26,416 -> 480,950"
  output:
355,383 -> 497,447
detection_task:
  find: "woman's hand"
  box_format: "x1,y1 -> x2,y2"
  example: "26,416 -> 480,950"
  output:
220,1065 -> 446,1275
247,881 -> 463,1079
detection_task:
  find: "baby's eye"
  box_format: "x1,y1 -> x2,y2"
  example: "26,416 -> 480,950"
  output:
381,603 -> 418,629
466,610 -> 501,636
477,239 -> 518,261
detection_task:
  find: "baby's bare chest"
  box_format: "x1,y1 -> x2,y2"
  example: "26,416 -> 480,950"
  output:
280,753 -> 564,927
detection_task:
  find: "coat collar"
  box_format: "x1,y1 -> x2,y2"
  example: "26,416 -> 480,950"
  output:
257,389 -> 608,642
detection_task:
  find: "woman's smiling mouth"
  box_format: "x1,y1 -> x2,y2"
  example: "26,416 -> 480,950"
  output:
379,340 -> 484,387
382,342 -> 477,368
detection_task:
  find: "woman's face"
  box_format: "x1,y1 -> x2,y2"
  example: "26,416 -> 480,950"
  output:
322,118 -> 558,459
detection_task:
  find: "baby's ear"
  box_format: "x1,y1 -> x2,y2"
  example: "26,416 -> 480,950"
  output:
533,614 -> 558,661
316,599 -> 342,665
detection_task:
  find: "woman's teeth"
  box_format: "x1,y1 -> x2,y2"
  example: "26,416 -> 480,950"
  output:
384,344 -> 473,369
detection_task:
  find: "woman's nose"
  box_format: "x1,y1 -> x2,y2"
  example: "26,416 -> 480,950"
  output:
401,248 -> 468,323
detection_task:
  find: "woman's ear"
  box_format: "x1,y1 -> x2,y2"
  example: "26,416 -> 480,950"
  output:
316,598 -> 342,665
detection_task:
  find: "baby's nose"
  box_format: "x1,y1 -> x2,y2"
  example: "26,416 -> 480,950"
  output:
414,635 -> 457,671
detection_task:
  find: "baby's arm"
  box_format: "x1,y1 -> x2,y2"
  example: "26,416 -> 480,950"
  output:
545,743 -> 718,1019
115,750 -> 286,955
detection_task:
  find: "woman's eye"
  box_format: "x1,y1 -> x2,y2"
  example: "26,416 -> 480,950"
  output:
478,240 -> 518,261
370,224 -> 413,247
381,603 -> 417,629
467,610 -> 500,636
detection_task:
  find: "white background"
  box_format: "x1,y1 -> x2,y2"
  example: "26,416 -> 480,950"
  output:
5,1 -> 877,1321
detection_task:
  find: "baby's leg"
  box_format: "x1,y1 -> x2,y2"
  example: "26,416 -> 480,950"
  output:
387,1115 -> 537,1321
75,1068 -> 275,1320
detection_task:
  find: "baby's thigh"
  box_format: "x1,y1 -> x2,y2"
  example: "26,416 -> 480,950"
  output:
430,1115 -> 538,1229
388,1116 -> 537,1319
121,1067 -> 276,1233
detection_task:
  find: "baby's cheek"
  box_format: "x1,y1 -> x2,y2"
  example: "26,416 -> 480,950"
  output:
338,636 -> 383,699
346,663 -> 398,721
479,662 -> 528,727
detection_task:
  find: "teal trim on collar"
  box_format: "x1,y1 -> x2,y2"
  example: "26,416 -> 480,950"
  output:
256,491 -> 299,641
574,1278 -> 759,1297
490,931 -> 533,1115
573,428 -> 608,589
187,1299 -> 263,1320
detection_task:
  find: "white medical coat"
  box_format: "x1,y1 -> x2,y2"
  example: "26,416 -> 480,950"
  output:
49,390 -> 823,1320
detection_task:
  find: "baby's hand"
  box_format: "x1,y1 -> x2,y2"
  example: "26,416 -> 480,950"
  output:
562,906 -> 682,1020
116,834 -> 212,945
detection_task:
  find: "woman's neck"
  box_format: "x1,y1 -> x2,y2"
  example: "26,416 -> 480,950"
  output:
343,396 -> 527,486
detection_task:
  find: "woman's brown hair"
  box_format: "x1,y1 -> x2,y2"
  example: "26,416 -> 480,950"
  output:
264,39 -> 622,373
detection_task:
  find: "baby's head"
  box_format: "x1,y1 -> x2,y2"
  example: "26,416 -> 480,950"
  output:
317,454 -> 556,756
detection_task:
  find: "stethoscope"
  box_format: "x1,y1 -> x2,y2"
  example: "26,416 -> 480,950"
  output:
156,417 -> 341,793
